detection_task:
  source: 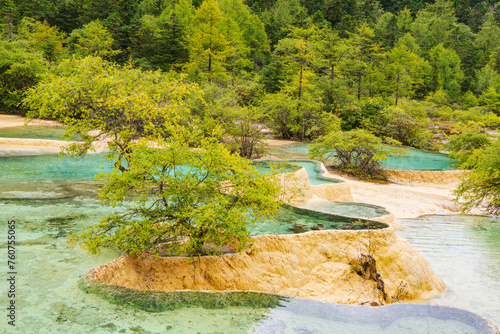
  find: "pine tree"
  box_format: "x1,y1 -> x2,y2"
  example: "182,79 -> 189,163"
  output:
0,0 -> 16,40
186,0 -> 233,82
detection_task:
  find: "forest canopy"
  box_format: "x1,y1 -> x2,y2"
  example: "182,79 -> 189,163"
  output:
7,0 -> 500,239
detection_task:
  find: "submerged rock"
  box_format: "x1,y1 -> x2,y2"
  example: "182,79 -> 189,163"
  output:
310,223 -> 326,231
288,224 -> 308,233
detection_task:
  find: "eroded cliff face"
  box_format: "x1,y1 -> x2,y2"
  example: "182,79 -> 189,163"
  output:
89,227 -> 445,305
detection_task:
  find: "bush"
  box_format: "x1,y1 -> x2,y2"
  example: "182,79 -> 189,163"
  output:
309,129 -> 403,179
364,107 -> 433,150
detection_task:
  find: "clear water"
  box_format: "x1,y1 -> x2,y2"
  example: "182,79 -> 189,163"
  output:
288,160 -> 342,185
0,154 -> 112,184
0,125 -> 80,141
303,201 -> 390,218
382,148 -> 456,171
250,300 -> 495,333
397,215 -> 500,329
256,159 -> 342,185
250,205 -> 386,236
0,152 -> 497,332
280,143 -> 456,171
0,197 -> 494,333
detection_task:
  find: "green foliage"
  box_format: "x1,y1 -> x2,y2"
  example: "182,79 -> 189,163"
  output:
0,39 -> 47,114
0,0 -> 16,39
186,0 -> 234,82
366,107 -> 433,149
18,18 -> 66,62
132,12 -> 189,71
261,91 -> 330,140
478,87 -> 500,114
382,43 -> 429,105
309,129 -> 403,178
219,0 -> 270,68
410,0 -> 457,52
23,56 -> 199,156
335,99 -> 387,131
69,135 -> 281,257
67,20 -> 120,59
446,131 -> 491,168
343,22 -> 382,100
428,44 -> 464,100
454,138 -> 500,215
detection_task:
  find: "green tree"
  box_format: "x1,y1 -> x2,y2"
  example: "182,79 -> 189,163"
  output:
476,64 -> 500,94
309,129 -> 402,178
383,44 -> 429,105
428,44 -> 464,100
23,56 -> 199,159
476,12 -> 500,57
366,107 -> 432,149
69,134 -> 282,257
260,0 -> 307,45
132,10 -> 189,71
67,20 -> 120,59
315,28 -> 353,113
0,0 -> 16,40
225,107 -> 266,159
18,18 -> 66,62
186,0 -> 233,82
447,23 -> 480,93
410,0 -> 457,52
343,22 -> 382,100
454,138 -> 500,215
219,0 -> 270,69
0,40 -> 47,114
446,131 -> 491,167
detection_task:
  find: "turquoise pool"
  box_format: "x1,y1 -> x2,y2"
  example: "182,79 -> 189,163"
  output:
0,196 -> 496,333
0,125 -> 81,141
256,159 -> 343,185
0,152 -> 498,332
397,215 -> 500,329
280,143 -> 456,171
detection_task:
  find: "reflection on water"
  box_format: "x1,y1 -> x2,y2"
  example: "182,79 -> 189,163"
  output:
397,215 -> 500,329
0,195 -> 272,333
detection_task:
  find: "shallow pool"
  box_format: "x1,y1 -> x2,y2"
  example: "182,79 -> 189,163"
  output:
0,201 -> 495,333
279,143 -> 456,171
0,124 -> 80,141
256,159 -> 343,185
303,200 -> 390,218
397,214 -> 500,329
0,153 -> 497,332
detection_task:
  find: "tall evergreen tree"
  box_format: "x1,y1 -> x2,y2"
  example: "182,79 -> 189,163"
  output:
186,0 -> 233,82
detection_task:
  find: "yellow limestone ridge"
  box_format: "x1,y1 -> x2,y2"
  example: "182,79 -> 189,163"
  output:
89,227 -> 446,305
382,169 -> 463,185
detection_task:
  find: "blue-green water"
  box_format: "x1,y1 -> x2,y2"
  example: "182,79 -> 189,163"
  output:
280,143 -> 456,171
0,154 -> 111,184
397,215 -> 500,329
0,198 -> 495,332
303,201 -> 389,218
0,125 -> 80,140
256,159 -> 342,185
0,151 -> 498,332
